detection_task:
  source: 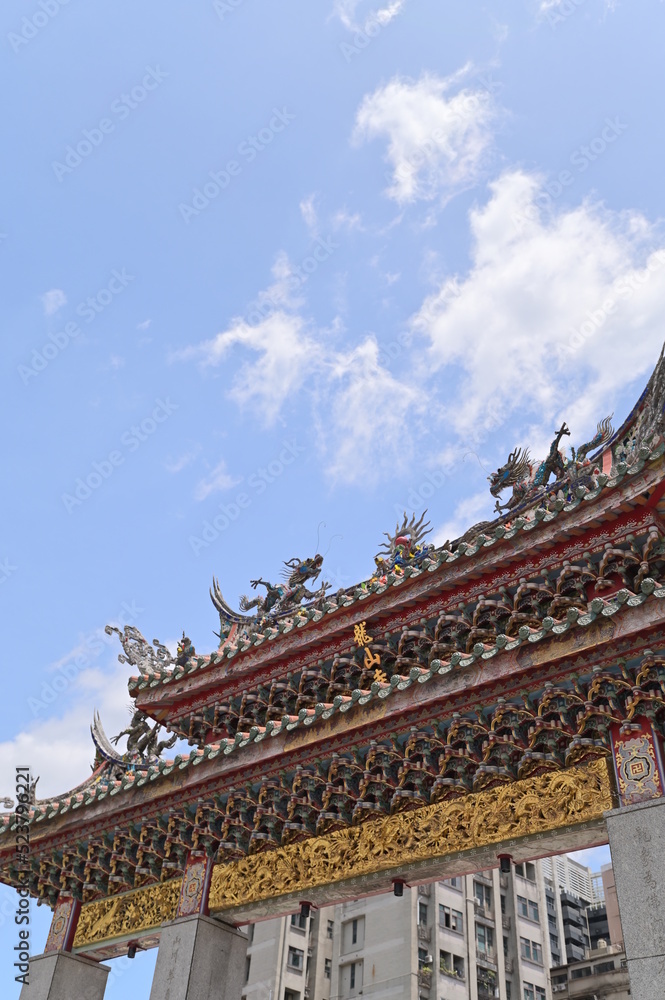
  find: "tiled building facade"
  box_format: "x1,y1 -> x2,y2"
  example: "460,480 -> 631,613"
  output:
242,855 -> 615,1000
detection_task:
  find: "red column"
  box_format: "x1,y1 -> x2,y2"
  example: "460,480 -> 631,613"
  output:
44,895 -> 82,953
175,853 -> 214,918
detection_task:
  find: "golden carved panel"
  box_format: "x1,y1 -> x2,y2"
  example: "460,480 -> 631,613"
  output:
209,760 -> 612,911
72,761 -> 611,948
73,878 -> 180,949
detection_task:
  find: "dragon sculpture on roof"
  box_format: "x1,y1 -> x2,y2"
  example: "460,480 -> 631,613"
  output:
489,416 -> 615,513
91,709 -> 177,770
210,553 -> 330,640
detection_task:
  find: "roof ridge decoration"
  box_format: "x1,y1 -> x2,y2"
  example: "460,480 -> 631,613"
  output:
488,416 -> 615,514
90,709 -> 176,770
210,553 -> 331,642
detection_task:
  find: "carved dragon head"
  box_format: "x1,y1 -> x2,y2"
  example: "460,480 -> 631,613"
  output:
488,447 -> 532,497
282,554 -> 324,588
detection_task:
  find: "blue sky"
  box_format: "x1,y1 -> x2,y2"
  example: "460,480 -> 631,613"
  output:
1,0 -> 662,993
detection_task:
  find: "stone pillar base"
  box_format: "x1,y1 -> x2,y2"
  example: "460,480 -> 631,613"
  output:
19,951 -> 109,1000
149,914 -> 247,1000
606,796 -> 665,1000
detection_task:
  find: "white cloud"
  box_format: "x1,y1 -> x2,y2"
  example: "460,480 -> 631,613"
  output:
332,208 -> 364,232
412,169 -> 665,443
194,459 -> 241,502
41,288 -> 67,316
568,846 -> 612,872
300,194 -> 319,236
137,319 -> 152,331
164,445 -> 202,475
352,70 -> 499,204
1,640 -> 137,800
323,336 -> 424,484
433,490 -> 495,546
333,0 -> 406,31
172,256 -> 321,425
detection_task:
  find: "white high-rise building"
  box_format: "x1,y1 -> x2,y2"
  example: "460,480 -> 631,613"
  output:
540,855 -> 599,904
242,855 -> 601,1000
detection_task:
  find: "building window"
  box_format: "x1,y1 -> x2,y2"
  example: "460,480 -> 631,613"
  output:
528,900 -> 539,922
514,863 -> 524,877
440,950 -> 465,979
350,963 -> 356,989
439,904 -> 463,932
441,876 -> 461,889
523,985 -> 534,1000
474,882 -> 491,907
342,917 -> 364,953
418,901 -> 428,925
324,959 -> 331,979
594,960 -> 616,974
520,939 -> 543,964
291,912 -> 307,930
284,992 -> 297,1000
503,936 -> 509,958
248,924 -> 255,944
327,919 -> 334,939
517,895 -> 528,917
506,981 -> 512,1000
476,924 -> 494,955
535,988 -> 546,1000
418,947 -> 429,970
287,947 -> 304,971
245,956 -> 251,984
500,894 -> 506,915
525,863 -> 536,881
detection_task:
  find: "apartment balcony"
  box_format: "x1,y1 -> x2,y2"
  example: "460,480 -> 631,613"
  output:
417,924 -> 431,944
474,902 -> 495,922
504,957 -> 514,974
502,915 -> 511,931
418,969 -> 432,991
476,948 -> 497,970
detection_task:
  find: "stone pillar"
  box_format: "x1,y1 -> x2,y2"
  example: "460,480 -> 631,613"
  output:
606,716 -> 665,1000
19,894 -> 109,1000
148,914 -> 247,1000
19,952 -> 109,1000
606,797 -> 665,1000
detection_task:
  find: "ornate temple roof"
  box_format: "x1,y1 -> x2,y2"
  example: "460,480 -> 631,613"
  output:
2,344 -> 665,905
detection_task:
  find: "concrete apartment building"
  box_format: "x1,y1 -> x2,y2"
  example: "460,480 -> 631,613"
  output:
242,855 -> 613,1000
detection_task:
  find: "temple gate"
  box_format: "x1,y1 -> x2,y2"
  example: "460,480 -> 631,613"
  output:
4,348 -> 665,999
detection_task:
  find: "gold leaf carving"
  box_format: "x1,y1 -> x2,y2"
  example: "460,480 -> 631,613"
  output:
73,879 -> 180,948
209,760 -> 612,911
71,762 -> 611,947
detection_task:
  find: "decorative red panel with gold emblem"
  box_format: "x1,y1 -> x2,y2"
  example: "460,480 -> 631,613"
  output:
610,720 -> 665,806
44,896 -> 81,953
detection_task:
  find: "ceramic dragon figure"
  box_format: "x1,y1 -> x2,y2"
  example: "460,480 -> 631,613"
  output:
91,709 -> 177,770
489,417 -> 614,513
210,553 -> 330,639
